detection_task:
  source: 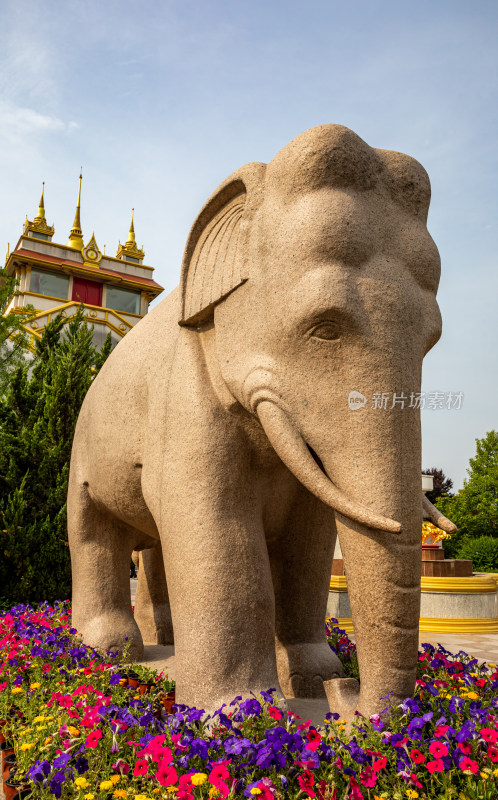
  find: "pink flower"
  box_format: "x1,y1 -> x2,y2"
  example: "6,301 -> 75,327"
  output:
434,724 -> 450,737
268,705 -> 282,720
459,757 -> 479,774
373,757 -> 387,772
84,730 -> 102,748
133,759 -> 148,776
359,765 -> 377,788
427,758 -> 444,773
429,741 -> 449,758
306,730 -> 322,751
156,764 -> 178,787
488,744 -> 498,762
481,728 -> 498,743
458,741 -> 472,755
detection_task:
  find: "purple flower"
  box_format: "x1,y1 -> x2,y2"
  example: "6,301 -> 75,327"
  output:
48,771 -> 65,798
74,757 -> 88,774
240,698 -> 262,717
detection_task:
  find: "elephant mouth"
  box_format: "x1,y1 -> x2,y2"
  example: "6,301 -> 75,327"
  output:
256,399 -> 402,534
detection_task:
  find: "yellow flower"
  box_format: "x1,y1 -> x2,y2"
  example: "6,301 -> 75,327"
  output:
110,775 -> 120,785
488,663 -> 496,668
113,791 -> 127,799
20,743 -> 35,751
75,778 -> 89,789
191,774 -> 207,786
45,715 -> 54,721
480,772 -> 488,780
68,726 -> 80,737
406,791 -> 419,799
30,682 -> 41,689
208,790 -> 220,799
44,736 -> 52,745
250,790 -> 262,796
466,692 -> 479,701
12,687 -> 23,693
36,725 -> 47,731
134,795 -> 149,800
84,794 -> 95,800
100,781 -> 114,792
33,715 -> 45,723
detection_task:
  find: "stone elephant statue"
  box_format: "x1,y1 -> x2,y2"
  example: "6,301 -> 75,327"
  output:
68,124 -> 454,719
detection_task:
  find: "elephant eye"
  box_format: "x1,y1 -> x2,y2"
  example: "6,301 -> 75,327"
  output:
310,321 -> 340,341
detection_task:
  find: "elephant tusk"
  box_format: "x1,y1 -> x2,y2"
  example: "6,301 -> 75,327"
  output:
422,493 -> 457,534
256,400 -> 402,534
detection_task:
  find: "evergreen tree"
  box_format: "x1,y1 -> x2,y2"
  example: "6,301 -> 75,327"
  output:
0,307 -> 112,604
440,431 -> 498,557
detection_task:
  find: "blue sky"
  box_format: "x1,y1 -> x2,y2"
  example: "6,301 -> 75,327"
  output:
0,0 -> 496,489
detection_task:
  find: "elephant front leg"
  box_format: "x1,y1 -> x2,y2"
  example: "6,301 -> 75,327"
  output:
161,496 -> 283,711
68,477 -> 145,659
269,490 -> 344,699
134,542 -> 174,645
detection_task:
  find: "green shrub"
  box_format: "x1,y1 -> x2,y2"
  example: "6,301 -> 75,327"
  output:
456,535 -> 498,572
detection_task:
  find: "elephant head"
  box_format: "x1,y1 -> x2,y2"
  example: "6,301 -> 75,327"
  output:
179,124 -> 444,717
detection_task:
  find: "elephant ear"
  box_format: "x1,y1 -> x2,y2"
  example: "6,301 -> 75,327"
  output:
179,162 -> 266,327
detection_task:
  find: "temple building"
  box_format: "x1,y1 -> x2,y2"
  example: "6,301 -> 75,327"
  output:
3,177 -> 163,349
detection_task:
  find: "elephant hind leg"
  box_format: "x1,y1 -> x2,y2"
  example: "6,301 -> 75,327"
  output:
68,477 -> 145,659
134,542 -> 174,646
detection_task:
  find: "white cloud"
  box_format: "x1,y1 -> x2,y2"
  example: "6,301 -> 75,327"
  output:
0,101 -> 77,138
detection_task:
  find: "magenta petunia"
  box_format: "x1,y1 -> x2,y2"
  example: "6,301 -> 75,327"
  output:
459,757 -> 479,774
156,764 -> 178,787
427,758 -> 444,773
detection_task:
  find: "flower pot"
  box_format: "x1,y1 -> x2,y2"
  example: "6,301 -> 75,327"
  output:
0,740 -> 14,758
138,682 -> 154,696
162,690 -> 176,714
3,752 -> 17,784
5,775 -> 29,800
127,671 -> 140,689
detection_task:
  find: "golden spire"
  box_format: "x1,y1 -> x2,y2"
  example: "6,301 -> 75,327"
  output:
116,208 -> 145,262
23,181 -> 54,239
34,182 -> 46,223
66,173 -> 84,251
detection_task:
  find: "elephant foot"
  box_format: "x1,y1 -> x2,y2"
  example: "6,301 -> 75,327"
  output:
73,611 -> 144,660
276,641 -> 344,699
323,677 -> 360,723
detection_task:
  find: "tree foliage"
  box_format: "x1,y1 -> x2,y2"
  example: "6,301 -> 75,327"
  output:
423,467 -> 454,504
0,307 -> 112,604
440,431 -> 498,558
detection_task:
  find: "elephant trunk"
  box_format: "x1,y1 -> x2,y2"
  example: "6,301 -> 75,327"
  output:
324,410 -> 422,720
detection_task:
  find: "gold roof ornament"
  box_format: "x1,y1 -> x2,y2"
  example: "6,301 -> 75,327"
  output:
66,173 -> 84,251
23,182 -> 55,239
82,233 -> 103,267
116,209 -> 145,262
422,521 -> 451,546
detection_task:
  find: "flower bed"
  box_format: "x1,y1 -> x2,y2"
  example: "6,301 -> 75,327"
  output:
0,604 -> 497,799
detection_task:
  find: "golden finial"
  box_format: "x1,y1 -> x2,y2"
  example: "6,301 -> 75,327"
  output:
66,172 -> 84,251
5,242 -> 10,263
127,209 -> 136,245
34,182 -> 46,223
23,181 -> 54,239
116,207 -> 145,262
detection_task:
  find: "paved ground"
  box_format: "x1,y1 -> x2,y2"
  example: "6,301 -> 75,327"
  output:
130,579 -> 498,726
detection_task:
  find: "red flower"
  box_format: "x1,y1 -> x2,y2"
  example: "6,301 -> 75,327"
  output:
156,764 -> 178,787
393,737 -> 409,748
481,728 -> 498,743
475,678 -> 486,688
427,758 -> 444,773
297,769 -> 316,798
410,749 -> 426,764
209,764 -> 230,784
133,759 -> 148,776
268,706 -> 282,720
306,730 -> 322,751
410,772 -> 423,789
359,766 -> 377,788
84,730 -> 102,748
434,724 -> 449,737
373,757 -> 387,772
429,741 -> 449,758
487,744 -> 498,762
459,757 -> 479,774
458,741 -> 472,755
